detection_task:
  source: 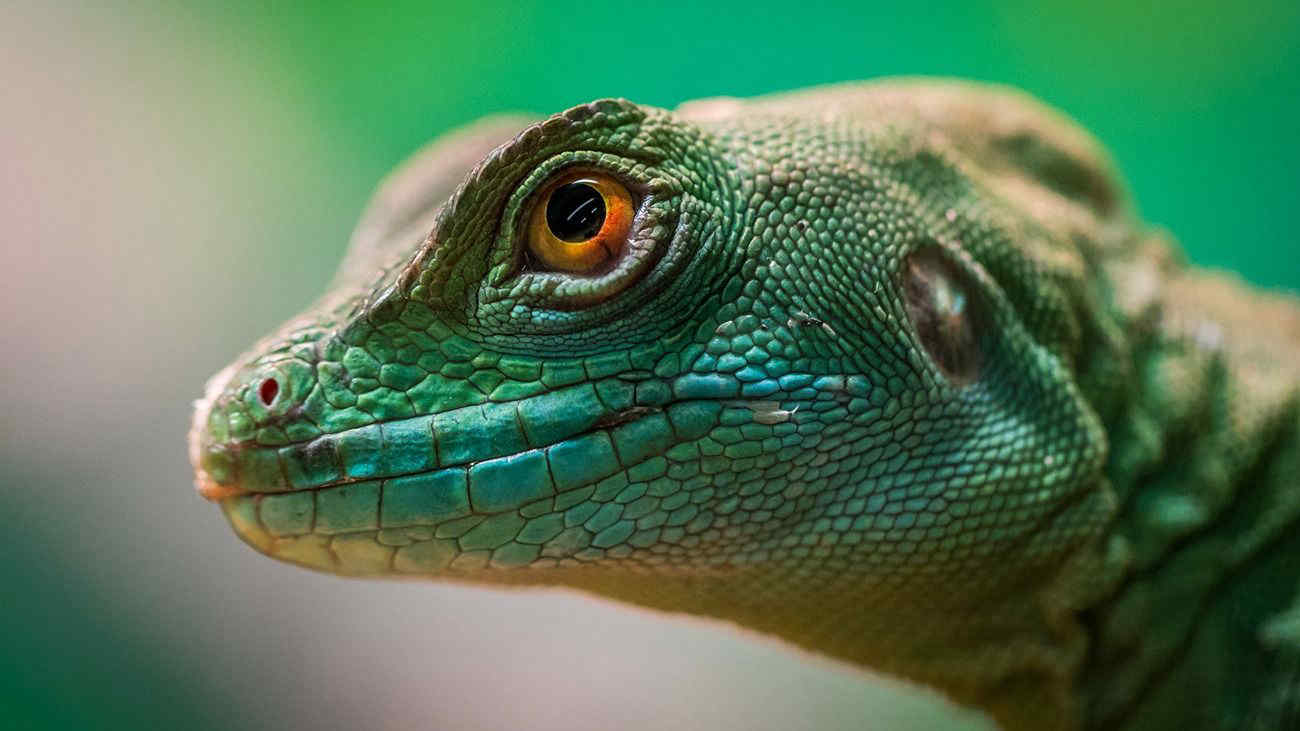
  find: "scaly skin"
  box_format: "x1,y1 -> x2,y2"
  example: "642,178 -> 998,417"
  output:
189,80 -> 1300,730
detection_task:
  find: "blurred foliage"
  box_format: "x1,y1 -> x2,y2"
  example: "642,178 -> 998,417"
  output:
198,0 -> 1300,288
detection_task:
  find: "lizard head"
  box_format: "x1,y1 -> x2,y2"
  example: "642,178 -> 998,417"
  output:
191,83 -> 1120,674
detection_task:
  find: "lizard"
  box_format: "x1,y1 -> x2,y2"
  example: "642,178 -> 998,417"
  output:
188,79 -> 1300,730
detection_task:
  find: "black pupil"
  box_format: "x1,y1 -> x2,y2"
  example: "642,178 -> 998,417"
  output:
546,182 -> 606,242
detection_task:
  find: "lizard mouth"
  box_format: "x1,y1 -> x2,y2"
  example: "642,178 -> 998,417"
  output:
195,476 -> 251,502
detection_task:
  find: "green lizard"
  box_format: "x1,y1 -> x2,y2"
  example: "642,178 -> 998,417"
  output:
189,79 -> 1300,730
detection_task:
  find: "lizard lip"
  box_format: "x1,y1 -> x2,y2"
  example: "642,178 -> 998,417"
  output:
195,476 -> 251,502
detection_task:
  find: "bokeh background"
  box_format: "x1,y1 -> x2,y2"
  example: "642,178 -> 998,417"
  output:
3,2 -> 1297,729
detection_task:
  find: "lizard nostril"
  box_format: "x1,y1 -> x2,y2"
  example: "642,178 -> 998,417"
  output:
258,377 -> 279,406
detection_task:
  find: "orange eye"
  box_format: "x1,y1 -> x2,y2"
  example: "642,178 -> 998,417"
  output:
526,172 -> 634,273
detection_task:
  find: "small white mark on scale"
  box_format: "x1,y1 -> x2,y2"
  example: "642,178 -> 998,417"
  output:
787,310 -> 836,337
1193,319 -> 1224,352
730,400 -> 795,424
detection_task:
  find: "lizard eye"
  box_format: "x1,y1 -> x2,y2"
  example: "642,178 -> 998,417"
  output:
901,248 -> 983,385
526,171 -> 634,274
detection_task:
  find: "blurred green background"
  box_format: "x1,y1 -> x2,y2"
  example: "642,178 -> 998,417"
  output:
2,1 -> 1296,729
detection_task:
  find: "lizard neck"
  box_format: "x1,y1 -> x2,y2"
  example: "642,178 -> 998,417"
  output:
1077,232 -> 1300,730
521,560 -> 1096,731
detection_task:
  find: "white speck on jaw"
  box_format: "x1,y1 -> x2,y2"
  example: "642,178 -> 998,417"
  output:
729,400 -> 795,425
